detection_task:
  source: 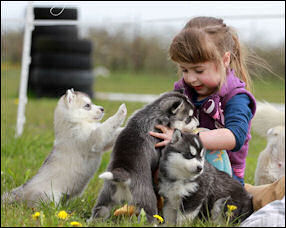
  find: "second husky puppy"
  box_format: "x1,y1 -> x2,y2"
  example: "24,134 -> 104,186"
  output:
89,90 -> 199,224
2,89 -> 127,207
158,130 -> 253,225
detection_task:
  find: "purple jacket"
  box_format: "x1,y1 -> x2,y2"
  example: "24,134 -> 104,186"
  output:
174,69 -> 256,178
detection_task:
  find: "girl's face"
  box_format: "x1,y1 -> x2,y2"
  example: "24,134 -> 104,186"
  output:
180,61 -> 221,98
179,52 -> 230,99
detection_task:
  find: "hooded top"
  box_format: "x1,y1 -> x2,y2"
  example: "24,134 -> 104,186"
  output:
174,69 -> 256,178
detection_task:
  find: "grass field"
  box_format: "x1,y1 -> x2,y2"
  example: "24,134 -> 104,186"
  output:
94,70 -> 285,103
1,64 -> 285,227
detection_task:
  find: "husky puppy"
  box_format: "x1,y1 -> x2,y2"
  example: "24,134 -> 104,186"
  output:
255,125 -> 285,185
2,89 -> 127,207
158,130 -> 253,226
88,90 -> 199,224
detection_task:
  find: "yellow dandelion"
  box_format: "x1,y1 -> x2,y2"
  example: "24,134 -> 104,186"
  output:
32,212 -> 41,220
70,221 -> 83,227
32,211 -> 45,221
57,210 -> 69,220
227,205 -> 237,212
14,98 -> 19,105
153,214 -> 164,224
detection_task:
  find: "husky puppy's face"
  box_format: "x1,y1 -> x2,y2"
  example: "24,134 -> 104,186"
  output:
161,130 -> 205,180
158,91 -> 199,132
58,89 -> 104,123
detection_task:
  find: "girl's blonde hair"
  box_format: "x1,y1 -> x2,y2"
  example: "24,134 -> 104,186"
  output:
169,17 -> 252,91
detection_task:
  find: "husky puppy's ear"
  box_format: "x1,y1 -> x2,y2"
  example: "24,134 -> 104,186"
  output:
65,88 -> 76,105
174,88 -> 185,94
159,98 -> 184,114
171,129 -> 182,144
171,100 -> 184,114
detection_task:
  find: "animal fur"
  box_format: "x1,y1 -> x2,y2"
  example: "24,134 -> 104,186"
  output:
88,90 -> 199,224
255,125 -> 285,185
252,101 -> 284,138
158,130 -> 253,226
2,89 -> 127,206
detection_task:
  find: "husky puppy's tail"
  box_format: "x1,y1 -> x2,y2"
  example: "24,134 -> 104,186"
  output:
252,101 -> 285,137
99,168 -> 131,185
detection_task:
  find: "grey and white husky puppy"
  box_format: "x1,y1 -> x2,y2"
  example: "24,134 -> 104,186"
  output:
88,90 -> 199,224
2,89 -> 127,207
158,129 -> 253,226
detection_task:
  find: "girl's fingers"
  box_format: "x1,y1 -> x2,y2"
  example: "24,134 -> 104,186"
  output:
149,131 -> 165,139
155,124 -> 168,132
155,140 -> 170,148
150,125 -> 174,147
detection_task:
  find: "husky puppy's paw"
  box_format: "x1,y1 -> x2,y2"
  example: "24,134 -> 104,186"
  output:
87,206 -> 110,223
116,103 -> 127,125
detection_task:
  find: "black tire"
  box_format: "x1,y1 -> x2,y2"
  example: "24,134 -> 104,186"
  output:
33,85 -> 94,98
34,7 -> 78,20
31,37 -> 93,54
28,71 -> 35,90
30,68 -> 94,88
32,25 -> 78,38
31,53 -> 93,69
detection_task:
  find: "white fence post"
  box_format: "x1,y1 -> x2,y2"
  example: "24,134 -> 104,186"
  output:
15,1 -> 34,137
14,3 -> 79,138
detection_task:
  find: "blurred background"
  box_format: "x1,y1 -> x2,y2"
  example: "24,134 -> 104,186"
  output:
2,1 -> 285,77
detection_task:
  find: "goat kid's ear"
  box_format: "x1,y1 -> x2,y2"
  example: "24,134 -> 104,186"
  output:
171,129 -> 182,144
65,88 -> 75,105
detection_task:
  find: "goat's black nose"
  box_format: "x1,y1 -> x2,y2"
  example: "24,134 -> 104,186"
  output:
197,165 -> 202,173
100,107 -> 104,112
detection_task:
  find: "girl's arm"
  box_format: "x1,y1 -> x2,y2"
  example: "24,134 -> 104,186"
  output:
149,125 -> 236,151
198,128 -> 236,150
149,94 -> 253,151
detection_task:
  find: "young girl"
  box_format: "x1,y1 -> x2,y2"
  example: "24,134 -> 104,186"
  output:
149,16 -> 257,186
114,17 -> 281,217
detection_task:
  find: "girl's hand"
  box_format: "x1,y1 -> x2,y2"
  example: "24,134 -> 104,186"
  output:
149,125 -> 174,147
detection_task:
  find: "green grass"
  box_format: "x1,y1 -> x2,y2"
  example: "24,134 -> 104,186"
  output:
252,77 -> 285,103
95,70 -> 179,94
1,64 -> 284,227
